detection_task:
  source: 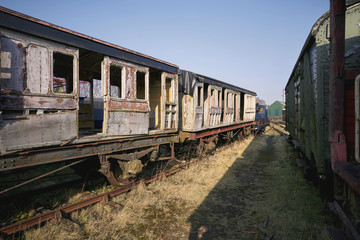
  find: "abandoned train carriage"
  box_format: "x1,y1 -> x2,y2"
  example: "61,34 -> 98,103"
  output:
0,7 -> 256,187
285,0 -> 360,228
178,70 -> 256,137
0,6 -> 180,185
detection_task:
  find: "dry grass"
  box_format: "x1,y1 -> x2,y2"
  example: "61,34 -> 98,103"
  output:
21,131 -> 333,240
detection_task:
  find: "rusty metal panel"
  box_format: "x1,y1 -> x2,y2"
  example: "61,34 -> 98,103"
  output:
0,111 -> 77,154
26,44 -> 50,94
329,0 -> 347,168
0,35 -> 24,91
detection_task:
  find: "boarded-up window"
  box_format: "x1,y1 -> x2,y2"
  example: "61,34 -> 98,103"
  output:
110,65 -> 122,98
27,44 -> 50,94
53,52 -> 74,94
0,37 -> 24,91
136,71 -> 146,100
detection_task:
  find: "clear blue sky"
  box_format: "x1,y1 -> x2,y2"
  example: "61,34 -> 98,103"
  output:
0,0 -> 329,105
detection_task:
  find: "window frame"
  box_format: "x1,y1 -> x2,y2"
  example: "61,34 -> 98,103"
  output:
51,50 -> 77,96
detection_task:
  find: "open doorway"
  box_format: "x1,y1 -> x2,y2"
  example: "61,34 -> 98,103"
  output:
149,70 -> 162,130
240,92 -> 245,121
78,49 -> 103,138
149,70 -> 177,132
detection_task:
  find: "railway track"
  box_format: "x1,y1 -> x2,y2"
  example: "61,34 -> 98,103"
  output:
0,141 -> 204,236
0,131 -> 249,236
270,122 -> 289,138
0,158 -> 199,236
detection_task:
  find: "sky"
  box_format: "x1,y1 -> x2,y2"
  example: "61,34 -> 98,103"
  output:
0,0 -> 330,105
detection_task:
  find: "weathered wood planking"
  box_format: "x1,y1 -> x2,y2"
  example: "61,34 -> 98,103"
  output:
244,94 -> 256,122
1,95 -> 77,110
26,44 -> 50,94
0,111 -> 77,154
106,111 -> 149,135
0,36 -> 24,91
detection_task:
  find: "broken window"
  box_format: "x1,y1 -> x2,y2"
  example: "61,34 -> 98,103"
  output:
110,65 -> 122,98
53,52 -> 74,94
136,71 -> 146,100
93,79 -> 102,98
79,81 -> 91,104
165,77 -> 173,102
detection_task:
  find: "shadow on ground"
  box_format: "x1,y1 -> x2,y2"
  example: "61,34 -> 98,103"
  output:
187,134 -> 282,239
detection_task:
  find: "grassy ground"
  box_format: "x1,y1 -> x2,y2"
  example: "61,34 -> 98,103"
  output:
17,127 -> 334,240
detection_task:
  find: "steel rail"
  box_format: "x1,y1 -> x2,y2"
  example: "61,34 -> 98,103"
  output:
270,123 -> 289,138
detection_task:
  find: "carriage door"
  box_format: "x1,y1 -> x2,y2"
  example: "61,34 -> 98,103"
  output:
207,85 -> 222,126
235,93 -> 241,122
102,56 -> 150,136
224,89 -> 235,124
161,72 -> 178,130
194,83 -> 204,130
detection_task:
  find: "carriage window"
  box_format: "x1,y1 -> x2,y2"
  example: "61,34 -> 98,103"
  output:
136,71 -> 146,100
53,52 -> 74,94
197,86 -> 202,107
211,89 -> 216,107
165,77 -> 173,102
218,90 -> 221,107
79,81 -> 91,104
110,65 -> 122,98
227,93 -> 232,108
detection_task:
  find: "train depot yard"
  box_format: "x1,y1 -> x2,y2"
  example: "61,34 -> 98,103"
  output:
2,0 -> 360,239
0,127 -> 335,240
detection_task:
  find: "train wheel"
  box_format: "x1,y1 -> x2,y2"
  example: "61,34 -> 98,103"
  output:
100,157 -> 143,186
106,160 -> 135,186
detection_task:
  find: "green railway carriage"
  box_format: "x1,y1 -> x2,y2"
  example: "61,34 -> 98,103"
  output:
285,2 -> 360,179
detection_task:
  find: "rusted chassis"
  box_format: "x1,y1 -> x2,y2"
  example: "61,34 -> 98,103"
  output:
180,121 -> 254,141
0,134 -> 178,171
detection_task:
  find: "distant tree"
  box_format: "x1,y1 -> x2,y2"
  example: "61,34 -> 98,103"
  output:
256,97 -> 266,106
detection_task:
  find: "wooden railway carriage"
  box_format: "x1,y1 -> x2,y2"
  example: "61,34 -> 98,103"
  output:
0,7 -> 257,189
0,7 -> 179,185
178,70 -> 256,146
285,0 -> 360,229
